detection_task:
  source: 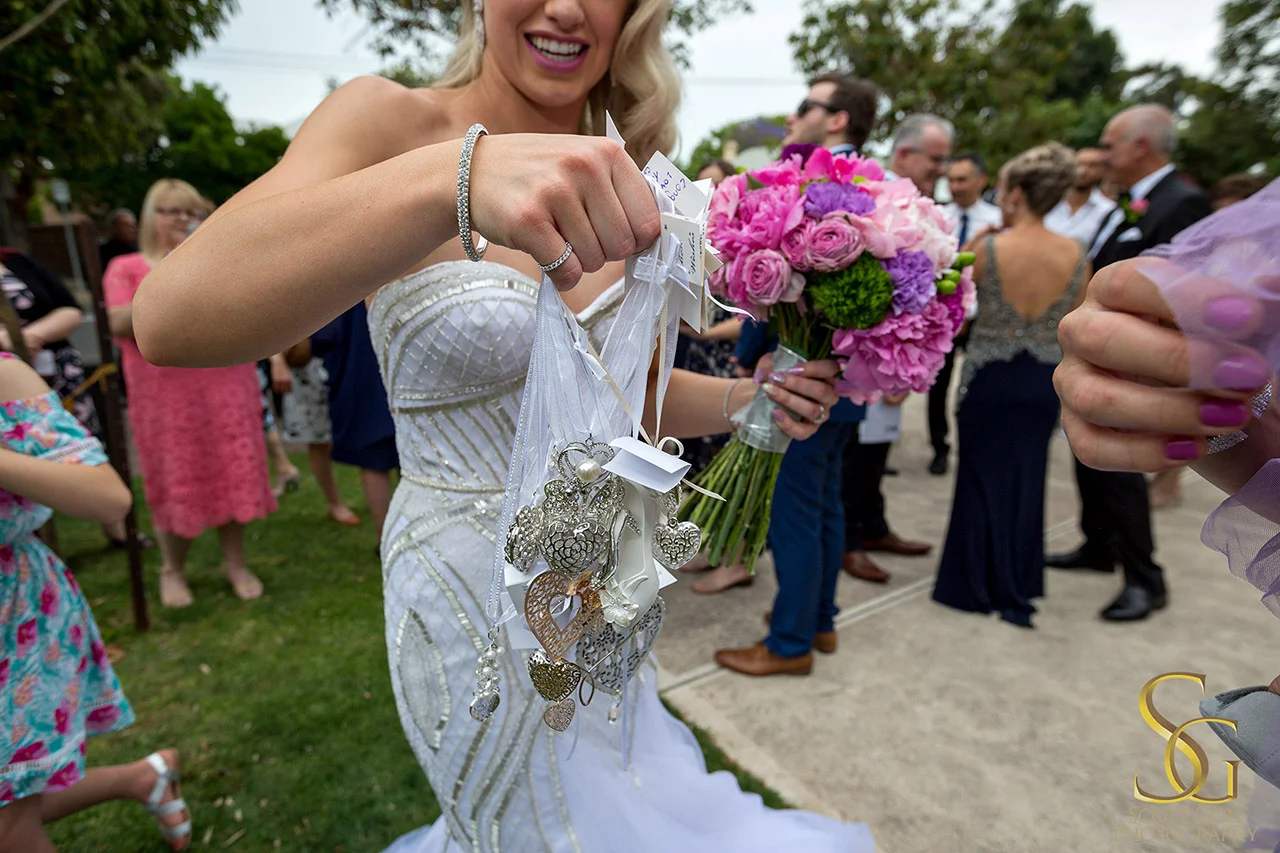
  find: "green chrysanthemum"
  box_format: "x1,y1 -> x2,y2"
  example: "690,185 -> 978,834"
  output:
808,253 -> 894,330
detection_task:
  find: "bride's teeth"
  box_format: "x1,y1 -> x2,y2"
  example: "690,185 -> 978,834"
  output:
530,36 -> 584,57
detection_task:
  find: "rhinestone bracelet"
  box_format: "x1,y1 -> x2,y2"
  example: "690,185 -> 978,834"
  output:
457,123 -> 489,262
1208,383 -> 1273,455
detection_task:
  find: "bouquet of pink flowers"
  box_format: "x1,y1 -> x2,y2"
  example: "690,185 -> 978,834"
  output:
679,143 -> 976,572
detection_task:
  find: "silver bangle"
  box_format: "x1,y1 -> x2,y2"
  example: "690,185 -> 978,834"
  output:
457,124 -> 489,262
722,378 -> 746,427
1208,383 -> 1273,455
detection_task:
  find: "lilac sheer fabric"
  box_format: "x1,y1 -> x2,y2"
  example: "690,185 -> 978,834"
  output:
1135,179 -> 1280,618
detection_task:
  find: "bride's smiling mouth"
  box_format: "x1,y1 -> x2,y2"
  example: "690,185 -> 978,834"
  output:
524,32 -> 589,72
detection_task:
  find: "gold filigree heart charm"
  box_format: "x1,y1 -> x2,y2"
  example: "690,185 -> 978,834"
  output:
542,698 -> 576,732
524,570 -> 602,660
653,520 -> 701,571
527,649 -> 581,702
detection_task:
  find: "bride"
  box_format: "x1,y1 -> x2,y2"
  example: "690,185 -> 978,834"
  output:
133,0 -> 875,850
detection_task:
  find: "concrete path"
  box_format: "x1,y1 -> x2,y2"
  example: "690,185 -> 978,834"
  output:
655,394 -> 1279,853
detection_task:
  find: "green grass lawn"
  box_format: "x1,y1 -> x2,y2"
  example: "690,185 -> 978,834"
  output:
49,460 -> 783,852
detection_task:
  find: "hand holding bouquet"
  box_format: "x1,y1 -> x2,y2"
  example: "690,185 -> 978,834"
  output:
679,143 -> 976,572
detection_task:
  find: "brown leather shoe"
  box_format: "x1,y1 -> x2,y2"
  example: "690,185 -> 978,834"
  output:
861,531 -> 932,557
714,643 -> 813,676
763,611 -> 837,654
843,551 -> 891,583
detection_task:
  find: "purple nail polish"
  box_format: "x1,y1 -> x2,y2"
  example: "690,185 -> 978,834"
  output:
1165,440 -> 1199,461
1200,401 -> 1249,427
1212,355 -> 1270,392
786,366 -> 807,375
1204,296 -> 1255,332
768,372 -> 787,385
772,409 -> 787,423
753,369 -> 765,383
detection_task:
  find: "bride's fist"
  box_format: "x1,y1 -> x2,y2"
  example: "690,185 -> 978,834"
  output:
467,134 -> 661,289
1054,258 -> 1270,472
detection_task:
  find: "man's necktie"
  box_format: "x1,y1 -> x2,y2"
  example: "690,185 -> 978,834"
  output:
959,211 -> 970,247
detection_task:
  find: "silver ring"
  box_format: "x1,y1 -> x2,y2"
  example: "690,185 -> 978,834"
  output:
538,241 -> 574,273
812,404 -> 828,425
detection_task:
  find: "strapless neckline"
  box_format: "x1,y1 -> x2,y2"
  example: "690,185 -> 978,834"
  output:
373,259 -> 623,326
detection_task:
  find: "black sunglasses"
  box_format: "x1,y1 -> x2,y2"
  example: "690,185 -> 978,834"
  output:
797,98 -> 837,116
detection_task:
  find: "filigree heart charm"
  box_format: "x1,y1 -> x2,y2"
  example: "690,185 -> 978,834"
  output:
542,516 -> 609,575
505,505 -> 545,571
542,698 -> 576,732
653,521 -> 701,570
524,571 -> 602,660
527,650 -> 581,702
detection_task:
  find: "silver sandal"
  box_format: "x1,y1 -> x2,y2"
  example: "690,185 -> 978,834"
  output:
143,752 -> 192,848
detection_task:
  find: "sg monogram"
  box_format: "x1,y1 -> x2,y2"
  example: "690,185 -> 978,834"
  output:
1134,673 -> 1240,805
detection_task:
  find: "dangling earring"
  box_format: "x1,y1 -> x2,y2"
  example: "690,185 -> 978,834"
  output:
474,0 -> 485,51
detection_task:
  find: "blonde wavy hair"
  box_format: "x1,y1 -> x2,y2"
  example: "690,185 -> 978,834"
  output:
436,0 -> 680,165
139,178 -> 209,263
1002,142 -> 1076,217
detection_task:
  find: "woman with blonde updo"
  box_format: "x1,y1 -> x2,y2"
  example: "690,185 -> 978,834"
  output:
129,1 -> 869,851
933,143 -> 1089,629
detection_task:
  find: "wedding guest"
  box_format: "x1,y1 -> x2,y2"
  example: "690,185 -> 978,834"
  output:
274,347 -> 360,526
258,359 -> 302,498
888,114 -> 953,197
310,302 -> 397,548
98,209 -> 138,273
1045,104 -> 1213,622
695,158 -> 735,186
1148,171 -> 1272,509
716,73 -> 879,675
930,153 -> 1002,475
1043,147 -> 1116,244
105,179 -> 276,607
0,352 -> 191,852
934,143 -> 1085,628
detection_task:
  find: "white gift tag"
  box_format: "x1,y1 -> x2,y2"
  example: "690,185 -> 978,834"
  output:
643,151 -> 708,218
602,435 -> 691,494
660,212 -> 707,330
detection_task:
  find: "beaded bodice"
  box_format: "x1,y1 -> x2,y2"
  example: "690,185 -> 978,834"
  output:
368,261 -> 622,494
959,234 -> 1085,403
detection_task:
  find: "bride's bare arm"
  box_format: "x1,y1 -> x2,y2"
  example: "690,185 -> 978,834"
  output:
134,77 -> 659,368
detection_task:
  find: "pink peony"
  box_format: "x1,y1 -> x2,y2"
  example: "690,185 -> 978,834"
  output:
707,174 -> 746,239
86,705 -> 121,731
15,619 -> 36,658
739,249 -> 793,306
751,157 -> 803,188
47,761 -> 81,792
801,147 -> 834,182
868,203 -> 925,257
832,301 -> 956,403
849,214 -> 902,259
806,215 -> 867,272
780,220 -> 816,271
710,184 -> 804,257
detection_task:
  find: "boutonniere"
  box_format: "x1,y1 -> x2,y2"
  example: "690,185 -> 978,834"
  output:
1121,196 -> 1149,224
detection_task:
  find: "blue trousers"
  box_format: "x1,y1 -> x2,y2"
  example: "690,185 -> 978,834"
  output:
764,421 -> 855,658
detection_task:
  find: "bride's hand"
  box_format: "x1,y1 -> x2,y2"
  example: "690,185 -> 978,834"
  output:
1054,258 -> 1270,472
468,134 -> 661,290
754,353 -> 841,441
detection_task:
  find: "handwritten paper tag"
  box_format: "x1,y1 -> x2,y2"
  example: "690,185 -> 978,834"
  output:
602,435 -> 691,494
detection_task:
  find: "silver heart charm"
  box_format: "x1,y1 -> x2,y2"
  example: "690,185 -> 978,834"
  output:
542,516 -> 610,575
543,697 -> 576,732
576,598 -> 665,692
653,521 -> 700,571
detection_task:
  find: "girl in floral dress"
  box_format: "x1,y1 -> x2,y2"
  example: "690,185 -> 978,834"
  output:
0,353 -> 190,850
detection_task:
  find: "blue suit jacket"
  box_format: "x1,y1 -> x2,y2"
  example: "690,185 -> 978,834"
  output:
735,319 -> 864,424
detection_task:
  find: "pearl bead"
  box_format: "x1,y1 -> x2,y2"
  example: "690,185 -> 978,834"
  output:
576,459 -> 602,483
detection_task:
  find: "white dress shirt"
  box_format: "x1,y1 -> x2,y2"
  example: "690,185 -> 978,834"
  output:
942,200 -> 1003,247
1087,163 -> 1176,259
1044,188 -> 1116,245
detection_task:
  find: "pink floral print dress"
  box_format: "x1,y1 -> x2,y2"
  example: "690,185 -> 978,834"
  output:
0,356 -> 133,804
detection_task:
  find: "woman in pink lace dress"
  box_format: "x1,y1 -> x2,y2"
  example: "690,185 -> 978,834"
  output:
104,180 -> 276,608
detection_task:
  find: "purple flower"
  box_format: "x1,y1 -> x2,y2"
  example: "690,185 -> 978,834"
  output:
803,182 -> 875,219
780,143 -> 820,165
882,250 -> 937,315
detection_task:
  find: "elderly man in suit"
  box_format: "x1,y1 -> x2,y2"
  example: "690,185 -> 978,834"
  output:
1046,104 -> 1213,621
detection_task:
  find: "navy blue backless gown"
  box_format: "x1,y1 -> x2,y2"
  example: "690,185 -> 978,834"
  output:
933,234 -> 1086,627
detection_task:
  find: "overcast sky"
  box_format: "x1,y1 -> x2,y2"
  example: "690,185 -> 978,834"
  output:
174,0 -> 1223,160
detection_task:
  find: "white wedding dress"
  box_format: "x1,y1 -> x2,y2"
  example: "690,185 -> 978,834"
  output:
371,261 -> 876,853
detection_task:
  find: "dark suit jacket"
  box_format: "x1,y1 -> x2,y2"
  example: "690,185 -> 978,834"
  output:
1093,172 -> 1213,271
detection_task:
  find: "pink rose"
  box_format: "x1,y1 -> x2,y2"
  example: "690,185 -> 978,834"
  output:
739,249 -> 793,306
86,705 -> 121,731
806,215 -> 866,272
15,619 -> 37,658
39,584 -> 57,618
780,220 -> 816,271
47,762 -> 81,792
10,741 -> 48,764
1130,198 -> 1149,214
724,255 -> 751,306
55,701 -> 72,735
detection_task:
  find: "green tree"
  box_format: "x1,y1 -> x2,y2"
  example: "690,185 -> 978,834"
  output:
59,80 -> 289,215
0,0 -> 235,240
316,0 -> 751,66
681,116 -> 786,175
